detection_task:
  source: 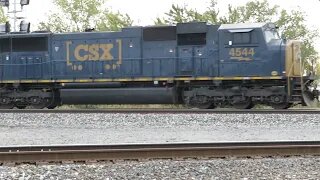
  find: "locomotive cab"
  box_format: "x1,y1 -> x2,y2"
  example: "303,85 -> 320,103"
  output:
218,23 -> 284,77
216,22 -> 318,108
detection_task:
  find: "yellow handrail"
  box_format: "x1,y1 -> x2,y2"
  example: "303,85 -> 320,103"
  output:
287,61 -> 295,96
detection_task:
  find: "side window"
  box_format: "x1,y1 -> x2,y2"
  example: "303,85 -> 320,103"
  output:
12,37 -> 48,52
0,38 -> 10,53
143,26 -> 176,41
233,32 -> 251,44
177,33 -> 206,46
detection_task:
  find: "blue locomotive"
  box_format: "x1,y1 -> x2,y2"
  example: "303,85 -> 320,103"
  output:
0,22 -> 318,109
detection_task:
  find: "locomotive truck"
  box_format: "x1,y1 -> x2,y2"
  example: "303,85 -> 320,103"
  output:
0,22 -> 319,109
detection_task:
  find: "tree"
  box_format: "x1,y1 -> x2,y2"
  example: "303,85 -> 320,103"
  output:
220,0 -> 278,23
276,9 -> 318,73
96,10 -> 133,31
0,7 -> 8,23
155,1 -> 220,25
38,0 -> 133,33
156,0 -> 319,74
316,59 -> 320,76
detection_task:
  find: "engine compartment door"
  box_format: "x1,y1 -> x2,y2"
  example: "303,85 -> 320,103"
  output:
178,46 -> 194,75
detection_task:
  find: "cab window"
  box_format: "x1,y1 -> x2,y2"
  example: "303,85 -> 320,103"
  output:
224,29 -> 258,45
233,32 -> 250,44
264,30 -> 280,43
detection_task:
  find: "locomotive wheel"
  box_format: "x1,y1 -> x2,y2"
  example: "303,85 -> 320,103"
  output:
184,95 -> 215,109
0,84 -> 7,89
29,97 -> 50,109
47,102 -> 58,109
184,102 -> 214,109
46,98 -> 59,109
248,103 -> 255,109
47,105 -> 57,109
46,90 -> 60,109
0,104 -> 15,109
232,98 -> 254,109
30,103 -> 48,109
271,102 -> 292,109
190,102 -> 215,109
233,102 -> 254,109
15,105 -> 27,109
0,97 -> 14,109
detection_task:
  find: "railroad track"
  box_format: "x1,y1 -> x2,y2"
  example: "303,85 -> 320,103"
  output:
1,141 -> 320,165
1,109 -> 320,114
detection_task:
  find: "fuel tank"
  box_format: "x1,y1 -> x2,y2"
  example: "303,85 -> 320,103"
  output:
60,87 -> 179,104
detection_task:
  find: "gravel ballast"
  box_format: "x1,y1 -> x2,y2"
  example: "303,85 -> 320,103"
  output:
1,113 -> 320,178
0,113 -> 320,146
0,157 -> 319,179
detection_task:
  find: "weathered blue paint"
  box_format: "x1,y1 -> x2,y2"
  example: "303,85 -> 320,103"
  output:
218,24 -> 284,77
0,22 -> 286,82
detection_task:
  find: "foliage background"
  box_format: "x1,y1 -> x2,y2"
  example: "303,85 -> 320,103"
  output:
156,0 -> 319,74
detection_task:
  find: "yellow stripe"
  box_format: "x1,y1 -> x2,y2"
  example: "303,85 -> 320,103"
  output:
94,79 -> 113,82
175,77 -> 195,81
154,78 -> 174,81
274,76 -> 283,79
21,80 -> 36,83
212,77 -> 224,80
230,77 -> 243,80
195,77 -> 211,80
134,78 -> 153,81
0,80 -> 48,83
56,80 -> 74,83
75,79 -> 92,83
0,76 -> 284,84
117,78 -> 132,82
1,80 -> 18,83
37,80 -> 53,83
250,77 -> 261,80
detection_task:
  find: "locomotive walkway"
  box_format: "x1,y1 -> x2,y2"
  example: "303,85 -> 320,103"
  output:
0,109 -> 320,114
0,141 -> 320,165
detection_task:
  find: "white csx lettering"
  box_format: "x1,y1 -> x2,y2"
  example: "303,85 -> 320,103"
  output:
74,44 -> 114,61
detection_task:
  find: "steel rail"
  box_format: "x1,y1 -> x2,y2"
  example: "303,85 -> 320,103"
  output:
1,141 -> 320,164
0,109 -> 320,114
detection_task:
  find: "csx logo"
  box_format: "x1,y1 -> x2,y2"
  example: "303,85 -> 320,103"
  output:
65,40 -> 122,67
74,44 -> 113,61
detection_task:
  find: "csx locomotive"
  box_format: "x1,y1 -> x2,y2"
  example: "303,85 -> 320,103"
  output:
0,22 -> 319,109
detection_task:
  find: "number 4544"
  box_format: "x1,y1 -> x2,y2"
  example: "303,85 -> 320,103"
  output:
229,48 -> 255,57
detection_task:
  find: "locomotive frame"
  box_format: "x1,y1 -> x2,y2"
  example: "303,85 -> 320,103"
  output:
0,22 -> 319,109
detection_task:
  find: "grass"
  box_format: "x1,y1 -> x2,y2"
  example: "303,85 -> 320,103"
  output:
58,104 -> 184,109
58,103 -> 320,109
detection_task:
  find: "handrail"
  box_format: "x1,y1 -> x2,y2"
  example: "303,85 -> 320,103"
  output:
287,61 -> 295,96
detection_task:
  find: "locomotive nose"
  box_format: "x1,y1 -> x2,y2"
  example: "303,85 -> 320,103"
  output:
302,90 -> 319,107
286,40 -> 320,106
285,40 -> 303,77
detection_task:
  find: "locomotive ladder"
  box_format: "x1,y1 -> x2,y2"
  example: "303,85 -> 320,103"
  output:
291,78 -> 303,102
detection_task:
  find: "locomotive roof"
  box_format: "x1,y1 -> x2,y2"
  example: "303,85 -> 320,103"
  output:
0,32 -> 51,38
219,23 -> 267,30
